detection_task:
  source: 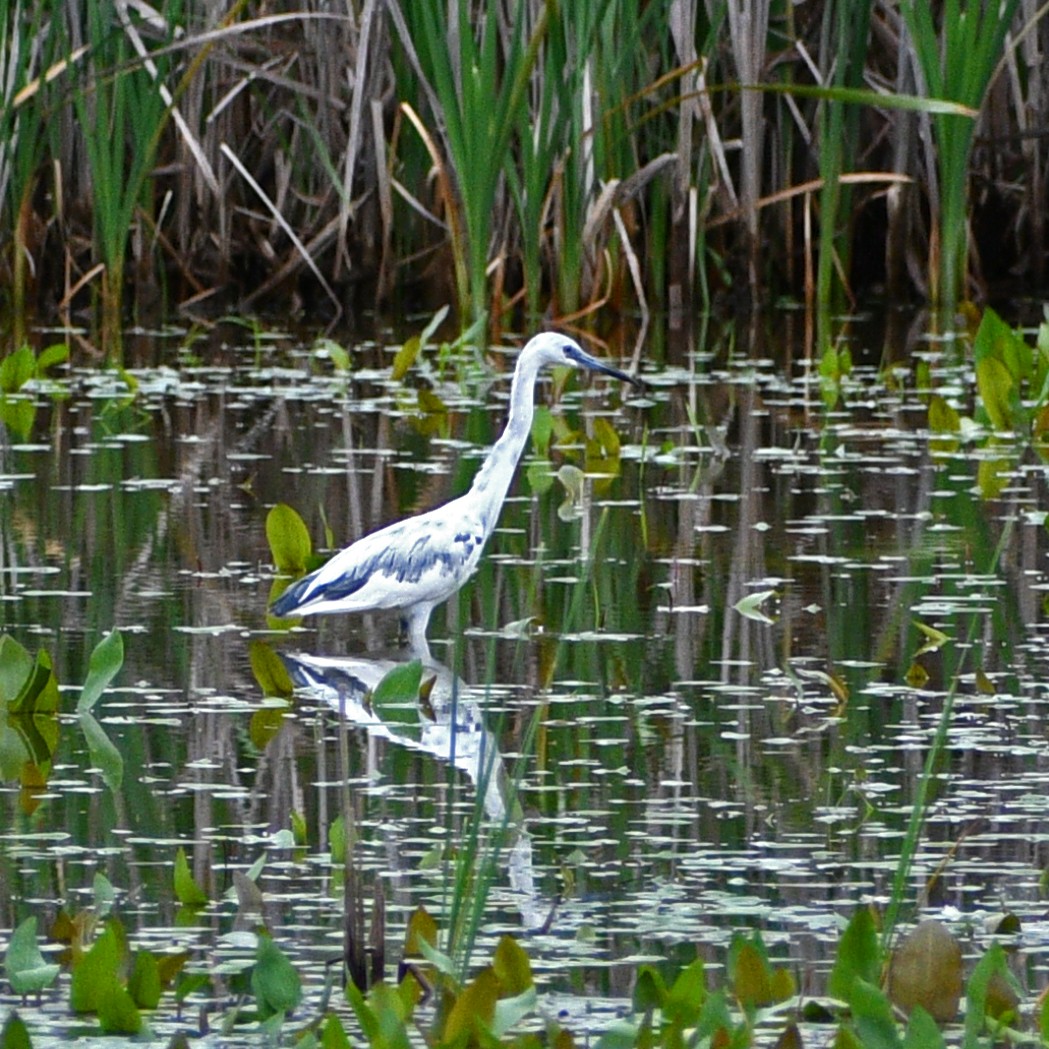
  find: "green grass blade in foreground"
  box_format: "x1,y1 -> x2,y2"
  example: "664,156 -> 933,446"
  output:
880,515 -> 1016,947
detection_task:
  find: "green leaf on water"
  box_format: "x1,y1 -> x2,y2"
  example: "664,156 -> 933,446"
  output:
0,1011 -> 31,1049
98,981 -> 141,1035
849,978 -> 902,1049
35,342 -> 70,375
666,957 -> 707,1025
0,346 -> 35,393
93,872 -> 116,917
173,847 -> 208,908
249,641 -> 294,698
78,712 -> 124,792
5,916 -> 60,995
392,335 -> 422,382
632,965 -> 667,1013
913,620 -> 950,656
370,660 -> 423,724
928,395 -> 961,456
10,649 -> 59,717
0,635 -> 34,706
252,935 -> 302,1019
69,920 -> 125,1014
443,966 -> 498,1044
531,405 -> 554,457
829,906 -> 881,1003
128,950 -> 162,1009
266,503 -> 313,575
77,629 -> 124,713
976,355 -> 1014,432
492,934 -> 533,996
734,589 -> 778,624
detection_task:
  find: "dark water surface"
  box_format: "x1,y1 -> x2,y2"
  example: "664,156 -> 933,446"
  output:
1,314 -> 1048,1042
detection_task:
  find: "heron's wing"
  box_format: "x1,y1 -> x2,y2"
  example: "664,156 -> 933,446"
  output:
272,502 -> 489,616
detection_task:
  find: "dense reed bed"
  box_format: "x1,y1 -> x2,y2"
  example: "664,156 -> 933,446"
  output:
0,0 -> 1045,352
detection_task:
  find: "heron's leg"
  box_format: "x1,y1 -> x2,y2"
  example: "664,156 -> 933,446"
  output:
404,604 -> 434,661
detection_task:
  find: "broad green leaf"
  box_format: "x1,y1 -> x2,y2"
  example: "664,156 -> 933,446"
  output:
976,355 -> 1014,432
35,342 -> 70,375
321,1011 -> 352,1049
849,978 -> 902,1049
492,986 -> 537,1037
977,447 -> 1013,500
0,398 -> 35,441
442,967 -> 498,1044
11,650 -> 59,717
128,950 -> 162,1009
5,916 -> 60,995
666,957 -> 706,1024
531,405 -> 554,456
173,847 -> 208,907
266,504 -> 312,574
594,1019 -> 642,1049
0,347 -> 35,393
0,1011 -> 31,1049
93,873 -> 115,917
78,712 -> 124,792
249,642 -> 294,698
405,905 -> 438,957
69,921 -> 125,1013
902,1005 -> 945,1049
252,935 -> 302,1019
492,935 -> 533,996
77,629 -> 124,713
632,965 -> 667,1013
0,635 -> 33,706
928,395 -> 961,456
98,981 -> 141,1035
392,335 -> 421,382
731,940 -> 772,1010
734,589 -> 778,624
345,979 -> 380,1042
829,906 -> 881,1002
370,660 -> 423,724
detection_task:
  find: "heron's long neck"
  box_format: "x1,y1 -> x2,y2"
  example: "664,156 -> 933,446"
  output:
467,360 -> 539,532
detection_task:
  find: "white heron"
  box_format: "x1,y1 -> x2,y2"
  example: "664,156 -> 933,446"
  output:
269,331 -> 639,655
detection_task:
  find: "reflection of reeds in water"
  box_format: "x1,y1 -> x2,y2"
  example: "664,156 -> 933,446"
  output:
0,2 -> 1045,345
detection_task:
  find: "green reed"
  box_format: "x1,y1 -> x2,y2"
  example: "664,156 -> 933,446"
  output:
70,0 -> 182,357
900,0 -> 1020,317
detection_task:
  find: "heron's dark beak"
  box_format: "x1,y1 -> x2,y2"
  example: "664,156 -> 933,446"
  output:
565,344 -> 642,388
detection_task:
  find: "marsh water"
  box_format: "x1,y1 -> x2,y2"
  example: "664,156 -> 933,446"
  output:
1,311 -> 1048,1042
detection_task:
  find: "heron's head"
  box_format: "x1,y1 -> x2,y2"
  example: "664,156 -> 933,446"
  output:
523,331 -> 639,386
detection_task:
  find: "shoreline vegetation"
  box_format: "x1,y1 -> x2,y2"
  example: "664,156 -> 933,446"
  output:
0,0 -> 1044,354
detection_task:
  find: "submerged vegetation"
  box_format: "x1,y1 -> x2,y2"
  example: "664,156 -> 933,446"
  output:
1,1 -> 1048,351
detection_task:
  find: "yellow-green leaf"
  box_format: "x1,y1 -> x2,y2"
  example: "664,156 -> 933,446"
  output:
173,847 -> 207,908
266,504 -> 312,574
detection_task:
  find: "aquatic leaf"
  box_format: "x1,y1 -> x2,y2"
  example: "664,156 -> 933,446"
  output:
974,307 -> 1031,384
594,1019 -> 642,1049
734,589 -> 778,624
531,405 -> 554,457
156,950 -> 190,987
902,1006 -> 945,1049
69,921 -> 125,1013
887,921 -> 962,1023
492,986 -> 538,1037
905,662 -> 929,688
252,935 -> 302,1019
0,397 -> 34,441
442,966 -> 498,1044
345,979 -> 380,1043
4,916 -> 60,995
78,712 -> 124,791
964,943 -> 1022,1042
267,503 -> 313,574
928,395 -> 960,456
633,966 -> 667,1012
96,981 -> 142,1035
730,939 -> 772,1010
370,660 -> 423,723
250,706 -> 287,749
173,847 -> 208,907
365,982 -> 412,1049
526,460 -> 555,495
0,346 -> 35,393
829,906 -> 880,1002
291,810 -> 308,847
0,1011 -> 31,1049
913,620 -> 949,656
36,342 -> 70,374
128,950 -> 162,1009
250,641 -> 294,698
493,935 -> 533,996
175,972 -> 209,1004
405,906 -> 438,957
392,335 -> 422,382
321,1011 -> 352,1049
977,447 -> 1013,500
93,872 -> 115,917
975,668 -> 996,695
0,635 -> 33,706
77,629 -> 124,713
848,979 -> 902,1049
556,464 -> 585,521
976,355 -> 1014,432
666,957 -> 706,1024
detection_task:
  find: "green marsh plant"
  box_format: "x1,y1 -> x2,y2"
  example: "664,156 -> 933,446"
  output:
899,0 -> 1020,317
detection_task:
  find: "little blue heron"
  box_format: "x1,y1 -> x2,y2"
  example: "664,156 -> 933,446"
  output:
269,331 -> 639,654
